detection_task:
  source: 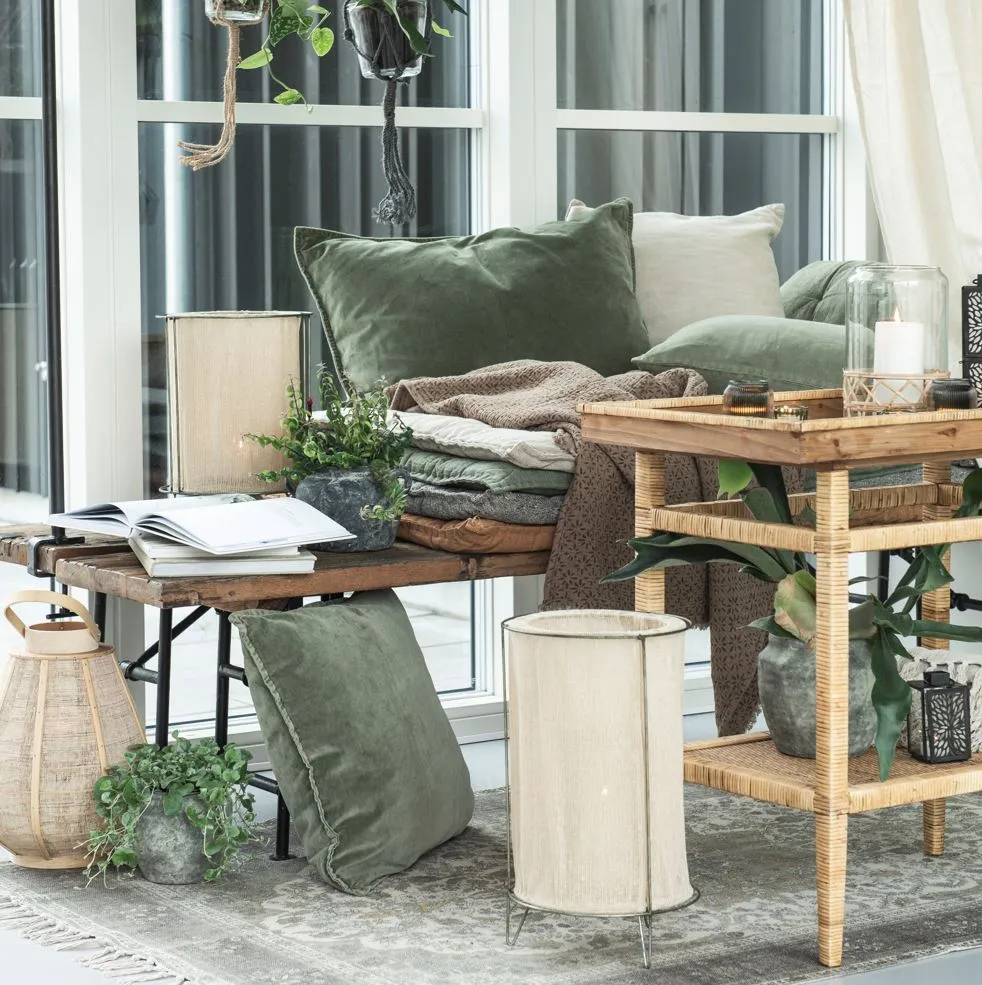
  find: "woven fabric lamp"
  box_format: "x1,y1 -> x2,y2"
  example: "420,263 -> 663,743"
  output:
503,610 -> 697,967
0,591 -> 145,868
163,311 -> 308,495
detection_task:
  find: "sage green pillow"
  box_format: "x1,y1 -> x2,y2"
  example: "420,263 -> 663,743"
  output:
231,591 -> 474,895
401,449 -> 571,495
633,314 -> 846,394
294,199 -> 649,389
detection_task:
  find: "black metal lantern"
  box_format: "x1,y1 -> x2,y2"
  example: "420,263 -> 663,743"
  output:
961,275 -> 982,393
907,669 -> 972,764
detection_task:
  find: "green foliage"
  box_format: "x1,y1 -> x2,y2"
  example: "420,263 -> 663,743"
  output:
246,368 -> 413,523
239,0 -> 466,105
84,734 -> 256,884
608,463 -> 982,781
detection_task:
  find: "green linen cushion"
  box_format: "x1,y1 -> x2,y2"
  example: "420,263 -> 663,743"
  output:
231,590 -> 474,895
633,314 -> 846,394
400,449 -> 572,496
780,259 -> 864,325
294,199 -> 649,389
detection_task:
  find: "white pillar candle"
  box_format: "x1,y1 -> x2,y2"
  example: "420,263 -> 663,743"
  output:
873,308 -> 925,405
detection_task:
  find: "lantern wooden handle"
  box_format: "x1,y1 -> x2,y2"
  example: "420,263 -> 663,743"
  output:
3,590 -> 101,642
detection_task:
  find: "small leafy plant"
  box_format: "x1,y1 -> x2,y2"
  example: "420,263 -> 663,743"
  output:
84,735 -> 256,884
247,367 -> 413,522
604,462 -> 982,780
238,0 -> 467,106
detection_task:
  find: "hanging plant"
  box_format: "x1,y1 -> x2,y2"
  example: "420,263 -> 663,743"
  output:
183,0 -> 467,227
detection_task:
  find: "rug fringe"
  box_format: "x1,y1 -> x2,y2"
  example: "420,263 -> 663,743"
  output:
0,895 -> 190,985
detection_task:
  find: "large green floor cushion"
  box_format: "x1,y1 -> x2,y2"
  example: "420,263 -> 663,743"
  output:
633,314 -> 846,393
231,591 -> 474,895
295,199 -> 649,389
780,259 -> 863,325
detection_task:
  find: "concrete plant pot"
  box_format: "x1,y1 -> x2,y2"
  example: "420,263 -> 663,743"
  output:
758,635 -> 877,759
135,791 -> 210,885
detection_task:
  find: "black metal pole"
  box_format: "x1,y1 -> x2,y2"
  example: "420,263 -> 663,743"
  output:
40,0 -> 67,528
215,611 -> 232,749
155,609 -> 173,748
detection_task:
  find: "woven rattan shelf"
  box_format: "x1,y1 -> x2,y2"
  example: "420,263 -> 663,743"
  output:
579,387 -> 982,970
684,733 -> 982,814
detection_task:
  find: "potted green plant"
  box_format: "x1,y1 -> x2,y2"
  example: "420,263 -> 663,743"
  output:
84,735 -> 257,885
247,368 -> 413,552
237,0 -> 467,105
604,462 -> 982,780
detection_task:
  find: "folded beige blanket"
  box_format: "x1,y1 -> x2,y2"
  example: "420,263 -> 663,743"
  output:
389,359 -> 779,735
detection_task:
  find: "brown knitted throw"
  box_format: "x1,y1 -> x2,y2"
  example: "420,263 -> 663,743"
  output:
389,360 -> 779,736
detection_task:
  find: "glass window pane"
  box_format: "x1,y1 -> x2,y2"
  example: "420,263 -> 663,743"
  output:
557,0 -> 823,115
558,129 -> 823,282
0,0 -> 42,97
137,0 -> 470,107
0,119 -> 48,515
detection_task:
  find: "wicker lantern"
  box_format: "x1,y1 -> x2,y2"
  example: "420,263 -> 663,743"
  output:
907,669 -> 972,764
0,591 -> 145,868
844,265 -> 949,415
503,610 -> 698,967
163,311 -> 308,496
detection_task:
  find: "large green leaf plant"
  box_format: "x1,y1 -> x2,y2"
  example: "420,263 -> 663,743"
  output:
604,462 -> 982,780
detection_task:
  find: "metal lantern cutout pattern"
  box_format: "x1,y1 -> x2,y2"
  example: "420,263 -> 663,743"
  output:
844,265 -> 949,415
907,669 -> 972,764
961,274 -> 982,393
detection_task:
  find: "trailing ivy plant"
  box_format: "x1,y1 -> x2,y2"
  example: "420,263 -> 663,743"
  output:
84,734 -> 257,884
247,367 -> 413,522
238,0 -> 467,106
604,462 -> 982,781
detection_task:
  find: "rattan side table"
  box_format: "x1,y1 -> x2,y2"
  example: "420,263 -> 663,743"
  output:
580,387 -> 982,969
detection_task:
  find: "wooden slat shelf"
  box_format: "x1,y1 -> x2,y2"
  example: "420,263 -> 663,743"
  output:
684,735 -> 982,814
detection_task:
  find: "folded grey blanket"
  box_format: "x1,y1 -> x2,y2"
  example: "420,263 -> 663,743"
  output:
404,482 -> 564,526
400,449 -> 572,495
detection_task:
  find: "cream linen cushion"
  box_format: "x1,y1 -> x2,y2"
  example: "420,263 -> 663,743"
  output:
565,200 -> 786,346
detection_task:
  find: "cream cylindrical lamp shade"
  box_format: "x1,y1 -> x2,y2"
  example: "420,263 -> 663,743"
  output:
504,610 -> 695,919
163,311 -> 309,495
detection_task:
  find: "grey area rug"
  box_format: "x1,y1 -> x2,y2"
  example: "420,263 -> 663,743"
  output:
1,786 -> 982,985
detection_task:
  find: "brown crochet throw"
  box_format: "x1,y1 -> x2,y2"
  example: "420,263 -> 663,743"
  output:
388,360 -> 780,735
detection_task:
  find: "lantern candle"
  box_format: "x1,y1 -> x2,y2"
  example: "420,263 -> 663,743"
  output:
873,306 -> 925,405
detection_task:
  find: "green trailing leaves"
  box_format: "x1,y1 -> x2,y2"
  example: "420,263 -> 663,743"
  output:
237,48 -> 273,69
869,628 -> 913,781
717,459 -> 753,498
84,734 -> 257,886
310,26 -> 334,55
431,21 -> 452,36
274,87 -> 304,105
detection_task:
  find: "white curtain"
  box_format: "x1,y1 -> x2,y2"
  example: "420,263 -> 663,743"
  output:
844,0 -> 982,365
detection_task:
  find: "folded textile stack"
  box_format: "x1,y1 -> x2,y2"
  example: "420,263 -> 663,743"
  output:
391,410 -> 575,549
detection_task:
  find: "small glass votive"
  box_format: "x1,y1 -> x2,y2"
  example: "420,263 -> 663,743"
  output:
723,380 -> 773,418
930,378 -> 978,410
774,404 -> 809,422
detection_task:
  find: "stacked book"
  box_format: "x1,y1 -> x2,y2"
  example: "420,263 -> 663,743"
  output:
49,495 -> 354,578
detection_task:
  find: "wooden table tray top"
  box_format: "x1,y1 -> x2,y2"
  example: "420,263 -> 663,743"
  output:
579,387 -> 982,970
580,387 -> 982,469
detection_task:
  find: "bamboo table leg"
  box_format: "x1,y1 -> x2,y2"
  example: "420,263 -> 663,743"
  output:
635,451 -> 666,613
920,461 -> 952,856
814,470 -> 851,967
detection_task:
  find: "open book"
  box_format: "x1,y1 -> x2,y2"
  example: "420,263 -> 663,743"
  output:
49,495 -> 354,555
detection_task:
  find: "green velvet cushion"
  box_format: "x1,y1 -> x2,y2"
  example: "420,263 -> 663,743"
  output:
632,315 -> 846,394
231,591 -> 474,895
294,199 -> 649,389
400,449 -> 571,495
780,260 -> 864,325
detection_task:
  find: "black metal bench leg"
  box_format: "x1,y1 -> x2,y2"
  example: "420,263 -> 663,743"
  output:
273,792 -> 293,861
92,592 -> 107,640
216,610 -> 232,750
155,609 -> 173,748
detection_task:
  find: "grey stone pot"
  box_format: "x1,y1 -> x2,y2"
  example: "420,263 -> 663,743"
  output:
135,790 -> 209,885
294,466 -> 410,552
758,635 -> 877,759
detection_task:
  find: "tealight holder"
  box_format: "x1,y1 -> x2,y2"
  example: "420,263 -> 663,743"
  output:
930,378 -> 978,411
775,404 -> 809,422
844,265 -> 949,416
723,380 -> 772,418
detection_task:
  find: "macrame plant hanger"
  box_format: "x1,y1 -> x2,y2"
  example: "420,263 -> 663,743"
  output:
343,4 -> 432,226
178,0 -> 272,170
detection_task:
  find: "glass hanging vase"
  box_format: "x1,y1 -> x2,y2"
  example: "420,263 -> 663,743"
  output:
204,0 -> 267,24
345,0 -> 426,80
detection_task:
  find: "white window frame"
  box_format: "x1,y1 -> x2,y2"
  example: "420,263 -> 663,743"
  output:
41,0 -> 875,747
